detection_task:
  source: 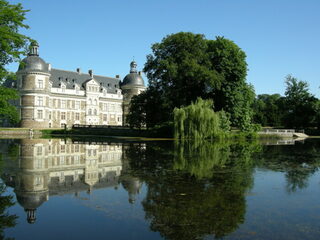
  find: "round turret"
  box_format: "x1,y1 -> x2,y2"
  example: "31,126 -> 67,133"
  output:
17,42 -> 51,128
121,176 -> 142,204
15,191 -> 48,224
122,61 -> 145,87
121,61 -> 146,126
18,42 -> 49,74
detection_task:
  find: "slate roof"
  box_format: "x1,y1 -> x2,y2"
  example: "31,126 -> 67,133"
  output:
50,68 -> 121,94
122,72 -> 145,87
18,55 -> 50,74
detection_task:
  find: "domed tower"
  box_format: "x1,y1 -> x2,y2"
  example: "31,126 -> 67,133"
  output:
121,176 -> 142,204
16,42 -> 51,128
121,61 -> 146,125
14,139 -> 49,223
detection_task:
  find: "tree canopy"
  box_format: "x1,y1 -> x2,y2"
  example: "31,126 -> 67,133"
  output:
0,85 -> 19,124
128,32 -> 255,130
252,94 -> 284,127
0,0 -> 32,125
0,0 -> 31,81
283,75 -> 318,128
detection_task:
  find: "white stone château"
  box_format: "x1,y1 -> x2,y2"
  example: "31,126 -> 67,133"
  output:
16,42 -> 146,128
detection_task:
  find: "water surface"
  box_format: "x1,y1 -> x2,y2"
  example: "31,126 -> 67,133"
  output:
0,138 -> 319,239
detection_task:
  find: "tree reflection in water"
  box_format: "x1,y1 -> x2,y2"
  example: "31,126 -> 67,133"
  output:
256,140 -> 320,193
0,152 -> 18,240
125,140 -> 261,240
0,183 -> 18,240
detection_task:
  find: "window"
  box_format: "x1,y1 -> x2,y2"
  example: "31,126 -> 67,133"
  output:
36,146 -> 42,156
89,99 -> 92,105
74,145 -> 80,153
62,86 -> 66,92
35,176 -> 42,185
103,103 -> 107,111
37,79 -> 44,89
94,99 -> 97,105
37,110 -> 43,119
61,123 -> 65,128
48,112 -> 51,120
60,156 -> 65,165
61,112 -> 66,120
75,101 -> 80,109
75,113 -> 80,120
61,100 -> 66,109
37,97 -> 43,106
88,109 -> 92,115
60,145 -> 65,153
94,109 -> 97,115
74,155 -> 80,164
103,114 -> 107,121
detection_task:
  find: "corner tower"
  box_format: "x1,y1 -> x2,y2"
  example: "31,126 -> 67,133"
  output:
16,42 -> 51,128
121,61 -> 146,125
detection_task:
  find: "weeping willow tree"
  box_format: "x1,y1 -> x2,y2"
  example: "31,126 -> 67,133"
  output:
173,98 -> 230,139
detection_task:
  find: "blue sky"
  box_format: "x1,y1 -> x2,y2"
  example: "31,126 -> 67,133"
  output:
7,0 -> 320,97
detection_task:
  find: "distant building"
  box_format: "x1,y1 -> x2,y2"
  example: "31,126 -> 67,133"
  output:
15,42 -> 146,128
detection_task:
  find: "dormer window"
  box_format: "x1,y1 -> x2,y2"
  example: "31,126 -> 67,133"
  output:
62,85 -> 66,92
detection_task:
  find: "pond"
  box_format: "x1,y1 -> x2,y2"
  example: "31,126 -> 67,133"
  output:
0,138 -> 319,240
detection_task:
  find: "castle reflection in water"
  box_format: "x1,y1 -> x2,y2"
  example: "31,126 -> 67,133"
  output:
1,139 -> 142,224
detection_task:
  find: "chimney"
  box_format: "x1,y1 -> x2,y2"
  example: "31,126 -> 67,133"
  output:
88,69 -> 93,77
76,68 -> 81,74
116,75 -> 120,79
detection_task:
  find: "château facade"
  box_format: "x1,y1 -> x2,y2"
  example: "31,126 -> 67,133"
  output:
16,42 -> 146,128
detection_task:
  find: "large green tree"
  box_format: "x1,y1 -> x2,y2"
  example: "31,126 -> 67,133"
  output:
144,32 -> 222,112
283,75 -> 318,128
0,85 -> 19,124
207,37 -> 255,129
130,32 -> 254,130
0,0 -> 32,81
0,0 -> 31,125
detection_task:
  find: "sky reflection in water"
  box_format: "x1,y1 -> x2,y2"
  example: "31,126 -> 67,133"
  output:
0,138 -> 319,240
